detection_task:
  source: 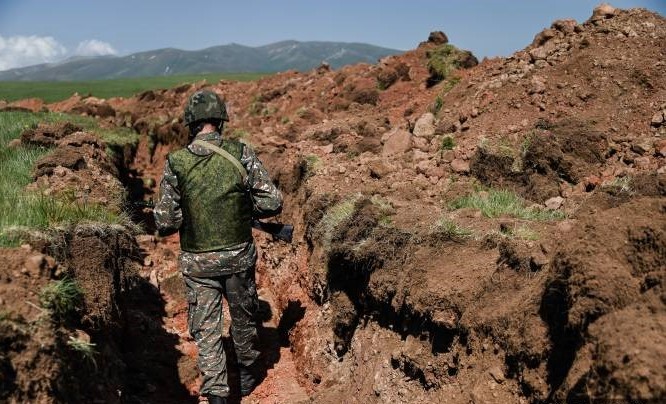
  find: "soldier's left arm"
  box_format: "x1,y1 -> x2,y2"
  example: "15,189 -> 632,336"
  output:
241,144 -> 283,219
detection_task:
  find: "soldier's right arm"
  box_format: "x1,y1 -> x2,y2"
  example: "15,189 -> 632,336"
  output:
154,159 -> 183,232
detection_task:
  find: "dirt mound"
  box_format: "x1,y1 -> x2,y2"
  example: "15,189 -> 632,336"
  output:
543,195 -> 666,402
0,98 -> 46,113
0,238 -> 135,403
20,122 -> 83,147
470,118 -> 609,202
25,130 -> 124,209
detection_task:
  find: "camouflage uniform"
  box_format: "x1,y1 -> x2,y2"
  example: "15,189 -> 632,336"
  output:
154,131 -> 282,398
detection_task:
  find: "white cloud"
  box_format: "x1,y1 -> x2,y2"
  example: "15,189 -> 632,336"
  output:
0,35 -> 67,71
75,39 -> 117,57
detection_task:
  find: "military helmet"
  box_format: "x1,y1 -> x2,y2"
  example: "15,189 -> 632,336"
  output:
183,89 -> 229,126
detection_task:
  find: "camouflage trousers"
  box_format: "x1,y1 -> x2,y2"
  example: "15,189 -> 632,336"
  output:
184,268 -> 260,397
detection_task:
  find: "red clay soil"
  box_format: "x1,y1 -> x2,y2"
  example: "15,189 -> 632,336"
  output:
2,4 -> 665,404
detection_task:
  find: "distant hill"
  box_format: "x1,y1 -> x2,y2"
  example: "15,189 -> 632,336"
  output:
0,41 -> 402,81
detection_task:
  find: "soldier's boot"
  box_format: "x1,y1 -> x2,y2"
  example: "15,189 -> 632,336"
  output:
206,395 -> 227,404
239,365 -> 258,397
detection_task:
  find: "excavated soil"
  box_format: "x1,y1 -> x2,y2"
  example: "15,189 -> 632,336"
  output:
1,4 -> 665,404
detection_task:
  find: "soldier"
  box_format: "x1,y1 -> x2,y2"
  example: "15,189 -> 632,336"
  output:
154,89 -> 283,404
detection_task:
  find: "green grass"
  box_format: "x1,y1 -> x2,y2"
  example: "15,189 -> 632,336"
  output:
431,96 -> 444,114
440,136 -> 455,151
39,278 -> 83,320
370,195 -> 395,226
433,218 -> 473,241
67,336 -> 98,368
0,72 -> 265,103
601,176 -> 633,194
427,44 -> 474,85
0,111 -> 135,246
319,195 -> 361,247
441,76 -> 461,93
450,189 -> 565,221
304,154 -> 322,177
499,224 -> 540,241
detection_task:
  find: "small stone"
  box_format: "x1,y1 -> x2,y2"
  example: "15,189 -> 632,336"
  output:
24,254 -> 46,276
428,31 -> 448,45
413,112 -> 436,139
584,175 -> 602,191
441,150 -> 455,163
149,269 -> 159,289
53,166 -> 68,177
654,139 -> 666,157
451,159 -> 470,174
592,3 -> 617,21
489,366 -> 505,384
529,46 -> 548,62
413,150 -> 430,161
367,160 -> 395,179
381,129 -> 412,156
556,220 -> 574,233
338,165 -> 347,174
631,138 -> 654,155
143,256 -> 154,267
532,28 -> 556,47
651,111 -> 664,127
624,28 -> 638,38
44,255 -> 57,271
552,19 -> 577,34
634,156 -> 651,169
413,136 -> 430,151
321,144 -> 334,154
529,76 -> 546,94
544,196 -> 564,210
74,329 -> 91,343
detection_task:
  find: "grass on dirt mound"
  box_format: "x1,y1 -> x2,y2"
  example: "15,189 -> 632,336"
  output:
0,111 -> 135,246
0,72 -> 266,103
450,189 -> 565,221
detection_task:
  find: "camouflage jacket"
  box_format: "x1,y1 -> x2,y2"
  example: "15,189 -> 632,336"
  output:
154,131 -> 283,277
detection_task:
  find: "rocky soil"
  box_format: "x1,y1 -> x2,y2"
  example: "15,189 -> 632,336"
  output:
1,4 -> 665,404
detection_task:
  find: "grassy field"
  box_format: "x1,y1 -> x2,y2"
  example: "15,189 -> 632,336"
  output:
0,72 -> 266,103
0,111 -> 136,246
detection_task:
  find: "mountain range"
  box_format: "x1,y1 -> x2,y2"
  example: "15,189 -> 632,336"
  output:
0,41 -> 402,81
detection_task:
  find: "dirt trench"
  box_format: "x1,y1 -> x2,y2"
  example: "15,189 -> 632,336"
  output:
121,134 -> 312,404
122,120 -> 666,404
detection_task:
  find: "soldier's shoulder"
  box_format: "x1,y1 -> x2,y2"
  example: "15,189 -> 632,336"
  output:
167,147 -> 191,168
168,147 -> 189,159
223,139 -> 246,155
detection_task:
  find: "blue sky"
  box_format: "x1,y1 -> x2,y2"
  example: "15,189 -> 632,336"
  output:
0,0 -> 663,70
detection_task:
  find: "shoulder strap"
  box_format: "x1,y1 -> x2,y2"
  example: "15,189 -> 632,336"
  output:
192,139 -> 247,184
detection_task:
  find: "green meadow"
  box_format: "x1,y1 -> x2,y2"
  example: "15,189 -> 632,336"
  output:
0,72 -> 265,103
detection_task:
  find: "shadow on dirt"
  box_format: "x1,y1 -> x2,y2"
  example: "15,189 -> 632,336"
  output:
122,279 -> 197,404
223,298 -> 306,403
